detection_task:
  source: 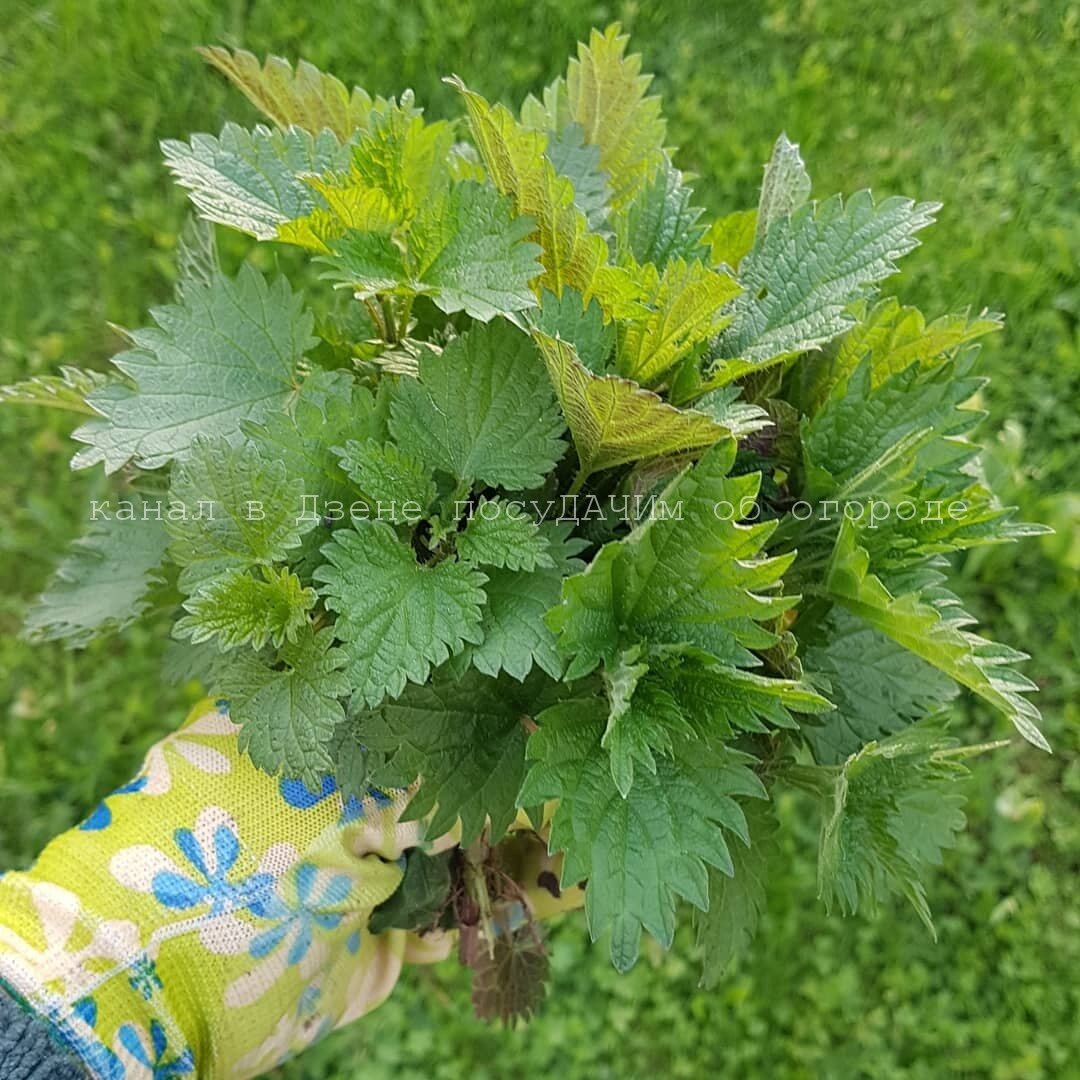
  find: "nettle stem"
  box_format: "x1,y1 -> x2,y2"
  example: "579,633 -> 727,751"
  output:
463,841 -> 497,960
363,297 -> 388,340
566,468 -> 589,497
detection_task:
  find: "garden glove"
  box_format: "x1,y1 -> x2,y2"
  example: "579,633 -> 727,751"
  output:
0,696 -> 455,1079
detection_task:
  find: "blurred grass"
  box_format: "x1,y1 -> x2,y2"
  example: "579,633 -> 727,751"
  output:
1,0 -> 1077,1076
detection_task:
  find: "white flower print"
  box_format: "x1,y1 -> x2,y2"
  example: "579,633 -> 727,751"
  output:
138,708 -> 239,796
0,882 -> 140,1004
109,806 -> 296,956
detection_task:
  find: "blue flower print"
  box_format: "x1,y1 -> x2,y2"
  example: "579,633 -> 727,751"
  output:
279,775 -> 337,810
294,986 -> 334,1053
279,775 -> 393,824
79,776 -> 148,831
223,862 -> 359,1008
151,821 -> 274,916
48,997 -> 125,1080
339,795 -> 364,823
118,1019 -> 195,1079
297,985 -> 321,1017
127,953 -> 163,1000
248,863 -> 353,968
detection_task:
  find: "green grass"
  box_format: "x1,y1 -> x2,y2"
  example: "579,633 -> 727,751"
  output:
1,0 -> 1078,1076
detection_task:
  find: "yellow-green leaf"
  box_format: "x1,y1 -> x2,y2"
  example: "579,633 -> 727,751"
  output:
806,298 -> 1003,412
276,107 -> 452,250
277,184 -> 399,252
562,24 -> 667,207
534,332 -> 728,480
827,519 -> 1047,752
451,78 -> 644,319
616,259 -> 740,384
198,46 -> 393,141
705,209 -> 756,269
522,25 -> 667,210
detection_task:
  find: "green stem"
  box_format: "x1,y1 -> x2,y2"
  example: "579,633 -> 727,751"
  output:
463,841 -> 496,960
398,294 -> 415,337
566,468 -> 589,497
380,295 -> 398,344
363,298 -> 387,340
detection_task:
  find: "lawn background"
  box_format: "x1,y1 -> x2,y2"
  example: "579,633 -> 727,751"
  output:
1,1 -> 1077,1076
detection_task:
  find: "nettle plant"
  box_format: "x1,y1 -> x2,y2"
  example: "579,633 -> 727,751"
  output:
6,27 -> 1050,1017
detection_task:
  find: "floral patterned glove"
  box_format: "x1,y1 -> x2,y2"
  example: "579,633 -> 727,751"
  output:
0,698 -> 453,1079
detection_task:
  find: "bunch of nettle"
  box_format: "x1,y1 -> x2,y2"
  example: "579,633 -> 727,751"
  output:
6,26 -> 1048,1020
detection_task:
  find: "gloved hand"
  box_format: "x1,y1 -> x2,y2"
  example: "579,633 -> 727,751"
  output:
0,698 -> 461,1078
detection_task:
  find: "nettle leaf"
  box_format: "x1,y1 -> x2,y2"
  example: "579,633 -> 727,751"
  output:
323,181 -> 542,321
817,721 -> 985,934
615,155 -> 708,269
161,637 -> 232,691
705,209 -> 756,270
175,567 -> 316,652
548,439 -> 796,678
167,437 -> 315,593
755,133 -> 811,242
315,521 -> 487,707
369,848 -> 454,933
564,24 -> 666,206
277,104 -> 450,251
523,24 -> 667,208
802,607 -> 958,765
73,266 -> 315,473
714,191 -> 939,374
335,102 -> 452,214
694,798 -> 777,985
656,648 -> 829,732
534,332 -> 727,481
545,122 -> 611,232
800,298 -> 1003,414
361,669 -> 546,842
615,258 -> 740,384
529,288 -> 614,373
459,522 -> 588,682
333,438 -> 435,523
220,625 -> 349,788
520,698 -> 766,971
827,519 -> 1047,750
390,320 -> 566,489
852,480 -> 1049,571
457,498 -> 555,572
277,182 -> 399,252
453,79 -> 644,319
175,214 -> 219,299
243,369 -> 377,507
0,365 -> 111,416
602,644 -> 830,796
796,343 -> 1045,573
801,352 -> 985,503
408,181 -> 542,320
278,106 -> 542,321
470,927 -> 550,1025
694,386 -> 772,438
24,507 -> 168,647
328,720 -> 371,801
198,45 -> 397,140
162,123 -> 350,240
598,646 -> 656,797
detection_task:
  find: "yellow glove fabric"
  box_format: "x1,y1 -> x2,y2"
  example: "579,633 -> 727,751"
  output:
0,698 -> 450,1079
